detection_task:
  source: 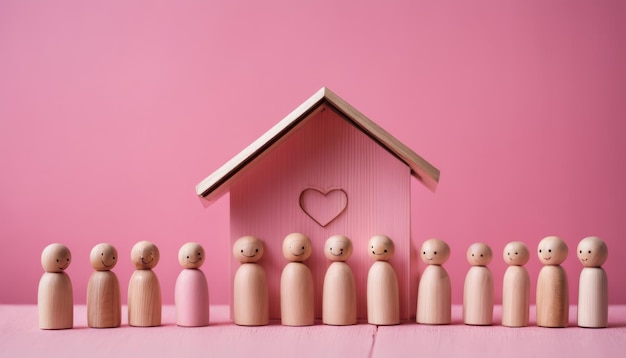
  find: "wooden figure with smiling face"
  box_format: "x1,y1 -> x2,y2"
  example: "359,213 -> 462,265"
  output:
175,242 -> 210,327
233,235 -> 268,326
87,243 -> 121,328
501,241 -> 530,327
367,235 -> 399,325
322,235 -> 357,325
417,238 -> 451,325
577,236 -> 608,328
536,235 -> 569,328
463,243 -> 494,326
38,243 -> 73,329
280,233 -> 314,326
128,240 -> 162,327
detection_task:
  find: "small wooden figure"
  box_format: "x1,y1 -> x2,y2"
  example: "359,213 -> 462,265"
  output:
367,235 -> 399,325
175,242 -> 210,327
536,235 -> 569,328
463,242 -> 494,326
577,236 -> 608,328
322,235 -> 356,325
417,238 -> 451,325
501,241 -> 530,327
128,240 -> 162,327
38,243 -> 73,329
233,235 -> 268,326
280,233 -> 314,326
87,243 -> 121,328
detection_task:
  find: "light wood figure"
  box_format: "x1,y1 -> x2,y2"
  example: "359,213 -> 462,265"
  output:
417,238 -> 451,325
128,241 -> 162,327
577,236 -> 608,328
463,243 -> 494,326
501,241 -> 530,327
322,235 -> 356,325
38,243 -> 73,329
367,235 -> 399,325
233,236 -> 268,326
175,242 -> 210,327
536,235 -> 569,328
280,233 -> 314,326
87,243 -> 121,328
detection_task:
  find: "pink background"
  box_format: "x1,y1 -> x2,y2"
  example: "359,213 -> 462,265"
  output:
1,0 -> 624,307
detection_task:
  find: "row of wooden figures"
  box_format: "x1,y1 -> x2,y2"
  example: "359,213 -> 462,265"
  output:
38,235 -> 608,330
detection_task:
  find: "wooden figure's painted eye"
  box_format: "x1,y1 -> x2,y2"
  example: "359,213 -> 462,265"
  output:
472,254 -> 475,256
112,257 -> 115,260
422,251 -> 426,255
240,249 -> 243,253
539,249 -> 542,253
515,252 -> 518,255
101,253 -> 104,256
588,250 -> 591,253
301,246 -> 305,250
548,249 -> 552,253
384,249 -> 388,253
579,250 -> 582,253
255,249 -> 259,252
187,256 -> 190,259
507,252 -> 510,255
434,251 -> 437,255
480,254 -> 484,257
56,259 -> 59,262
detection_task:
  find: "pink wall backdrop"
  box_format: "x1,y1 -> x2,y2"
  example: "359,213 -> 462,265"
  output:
1,1 -> 624,307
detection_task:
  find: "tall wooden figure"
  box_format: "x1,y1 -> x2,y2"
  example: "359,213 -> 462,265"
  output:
367,235 -> 399,325
87,243 -> 121,328
577,236 -> 608,328
175,242 -> 210,327
536,235 -> 569,328
280,233 -> 314,326
463,243 -> 494,326
233,236 -> 268,326
502,241 -> 530,327
417,238 -> 451,325
323,235 -> 356,325
38,243 -> 73,329
128,241 -> 162,327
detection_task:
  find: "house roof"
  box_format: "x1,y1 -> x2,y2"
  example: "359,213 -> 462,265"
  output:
196,87 -> 440,201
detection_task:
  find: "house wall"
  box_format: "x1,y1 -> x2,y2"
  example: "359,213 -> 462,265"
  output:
230,106 -> 412,320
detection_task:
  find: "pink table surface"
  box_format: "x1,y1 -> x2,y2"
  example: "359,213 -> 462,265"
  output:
1,305 -> 624,358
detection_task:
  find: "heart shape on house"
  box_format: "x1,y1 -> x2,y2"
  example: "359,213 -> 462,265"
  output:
299,188 -> 348,227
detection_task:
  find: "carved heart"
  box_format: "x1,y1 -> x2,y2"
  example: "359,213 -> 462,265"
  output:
299,188 -> 348,227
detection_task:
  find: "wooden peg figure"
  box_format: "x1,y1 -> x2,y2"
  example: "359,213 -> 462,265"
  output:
280,233 -> 314,326
577,236 -> 608,328
233,236 -> 268,326
536,235 -> 569,328
38,243 -> 73,329
128,241 -> 162,327
322,235 -> 356,325
417,238 -> 451,325
87,243 -> 121,328
501,241 -> 530,327
175,242 -> 210,327
367,235 -> 399,325
463,243 -> 494,326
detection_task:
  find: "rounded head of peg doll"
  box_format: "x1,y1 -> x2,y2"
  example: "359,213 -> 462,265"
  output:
41,243 -> 71,273
178,242 -> 205,269
90,243 -> 118,271
466,243 -> 492,266
282,233 -> 312,262
324,235 -> 353,262
131,241 -> 160,270
420,238 -> 450,265
503,241 -> 529,266
537,235 -> 568,265
368,235 -> 394,261
577,236 -> 607,268
233,236 -> 264,263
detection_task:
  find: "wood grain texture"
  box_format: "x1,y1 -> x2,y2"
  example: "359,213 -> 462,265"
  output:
233,263 -> 268,326
536,265 -> 569,328
175,269 -> 210,327
367,261 -> 400,325
463,266 -> 494,325
501,265 -> 530,327
578,267 -> 608,328
323,262 -> 356,325
87,271 -> 121,328
38,272 -> 73,329
281,262 -> 314,326
128,270 -> 161,327
230,108 -> 413,321
417,265 -> 451,324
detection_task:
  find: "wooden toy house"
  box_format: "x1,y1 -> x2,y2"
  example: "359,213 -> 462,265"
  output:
196,87 -> 440,321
